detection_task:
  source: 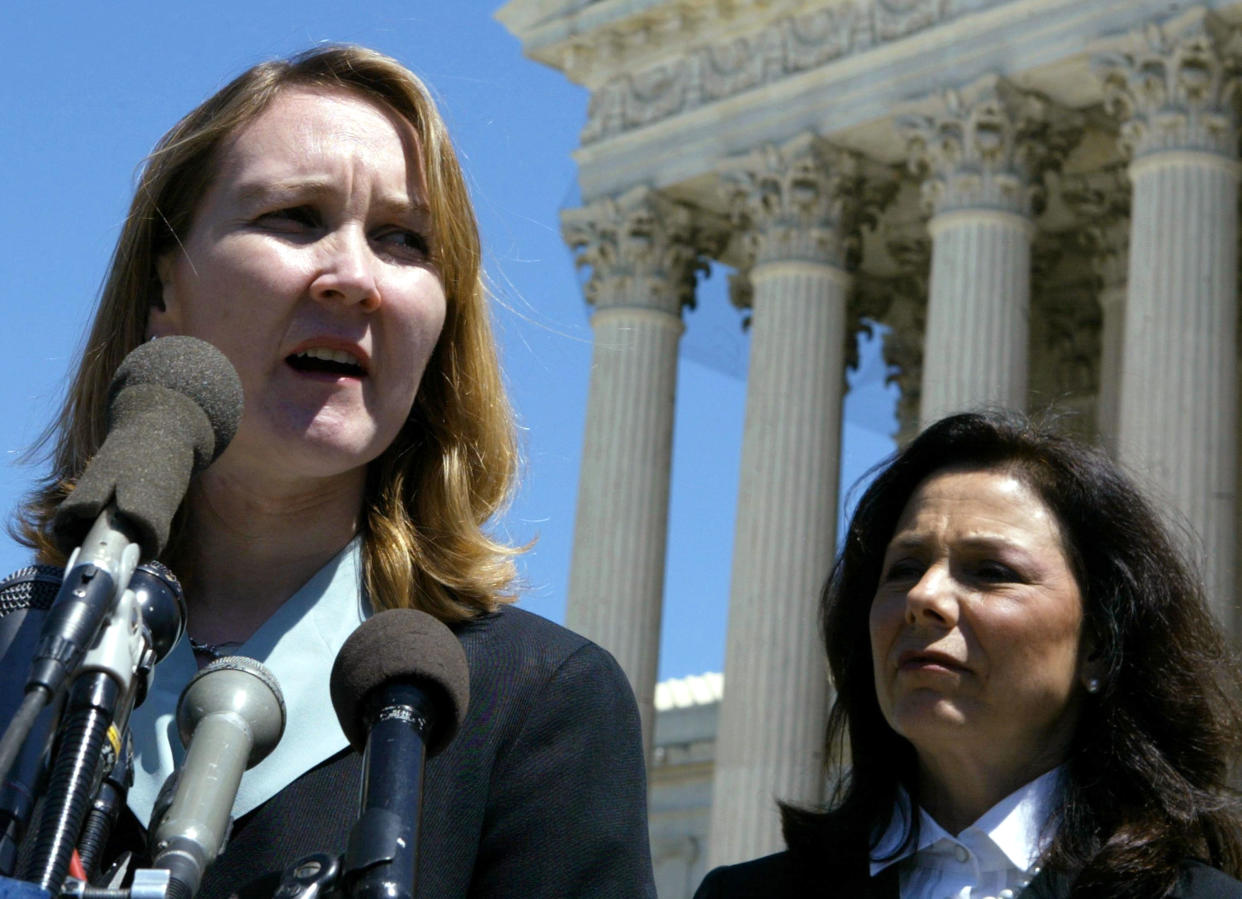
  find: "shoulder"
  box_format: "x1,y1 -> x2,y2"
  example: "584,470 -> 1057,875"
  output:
428,606 -> 653,896
440,604 -> 639,752
452,604 -> 629,697
1174,860 -> 1242,897
695,853 -> 800,898
453,603 -> 591,655
695,848 -> 873,898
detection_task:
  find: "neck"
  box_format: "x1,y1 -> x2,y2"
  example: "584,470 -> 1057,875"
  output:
173,466 -> 365,646
916,750 -> 1064,835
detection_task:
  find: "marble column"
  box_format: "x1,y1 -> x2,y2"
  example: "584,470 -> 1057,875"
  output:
562,187 -> 719,752
900,77 -> 1081,428
707,135 -> 874,866
1096,9 -> 1240,628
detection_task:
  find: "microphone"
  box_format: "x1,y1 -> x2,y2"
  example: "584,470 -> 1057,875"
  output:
0,566 -> 64,731
329,610 -> 469,899
0,562 -> 184,877
20,563 -> 187,895
76,561 -> 185,881
0,565 -> 64,873
149,656 -> 285,899
52,335 -> 243,557
0,337 -> 242,800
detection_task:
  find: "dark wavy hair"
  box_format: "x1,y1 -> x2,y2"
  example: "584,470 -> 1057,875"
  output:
782,410 -> 1242,897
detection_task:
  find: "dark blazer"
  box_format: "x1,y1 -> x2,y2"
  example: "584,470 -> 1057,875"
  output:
693,848 -> 1242,898
110,605 -> 656,898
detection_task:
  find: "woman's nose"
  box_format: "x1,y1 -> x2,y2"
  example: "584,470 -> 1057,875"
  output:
905,564 -> 958,627
311,228 -> 381,311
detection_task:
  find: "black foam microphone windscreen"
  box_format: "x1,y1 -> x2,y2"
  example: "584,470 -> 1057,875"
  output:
329,610 -> 469,757
52,336 -> 244,558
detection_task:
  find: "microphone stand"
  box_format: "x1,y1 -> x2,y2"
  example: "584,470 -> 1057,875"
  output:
20,587 -> 146,896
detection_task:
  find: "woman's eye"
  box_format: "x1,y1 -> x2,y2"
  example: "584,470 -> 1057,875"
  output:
256,207 -> 318,231
881,559 -> 923,582
975,561 -> 1019,582
375,227 -> 431,260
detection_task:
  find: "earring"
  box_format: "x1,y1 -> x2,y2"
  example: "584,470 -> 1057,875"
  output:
1085,677 -> 1101,694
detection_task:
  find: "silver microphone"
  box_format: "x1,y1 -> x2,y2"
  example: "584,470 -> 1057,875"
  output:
149,656 -> 285,899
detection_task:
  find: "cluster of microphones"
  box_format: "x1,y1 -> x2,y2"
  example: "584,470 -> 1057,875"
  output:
0,338 -> 470,899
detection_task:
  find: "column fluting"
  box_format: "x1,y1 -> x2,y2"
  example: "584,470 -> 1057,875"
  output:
1097,9 -> 1241,627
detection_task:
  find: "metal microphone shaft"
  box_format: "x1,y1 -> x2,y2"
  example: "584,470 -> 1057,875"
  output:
76,729 -> 132,882
20,672 -> 120,894
346,683 -> 437,899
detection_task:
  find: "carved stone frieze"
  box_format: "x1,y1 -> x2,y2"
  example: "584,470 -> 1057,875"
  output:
561,186 -> 727,316
575,0 -> 993,145
899,77 -> 1083,217
1059,165 -> 1131,290
1095,8 -> 1242,159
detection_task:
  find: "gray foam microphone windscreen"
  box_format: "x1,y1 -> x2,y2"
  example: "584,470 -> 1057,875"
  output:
52,336 -> 244,557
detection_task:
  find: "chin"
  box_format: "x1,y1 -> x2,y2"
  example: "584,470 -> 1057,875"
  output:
886,695 -> 972,740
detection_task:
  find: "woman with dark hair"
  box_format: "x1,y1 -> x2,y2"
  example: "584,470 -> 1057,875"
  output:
696,410 -> 1242,898
13,45 -> 654,898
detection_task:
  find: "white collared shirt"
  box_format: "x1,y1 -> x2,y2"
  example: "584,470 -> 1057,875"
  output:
126,538 -> 368,829
870,767 -> 1063,899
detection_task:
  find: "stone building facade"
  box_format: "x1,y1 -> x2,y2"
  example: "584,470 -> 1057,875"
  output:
499,0 -> 1242,890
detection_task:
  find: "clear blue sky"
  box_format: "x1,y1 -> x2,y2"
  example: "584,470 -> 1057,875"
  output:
1,1 -> 896,680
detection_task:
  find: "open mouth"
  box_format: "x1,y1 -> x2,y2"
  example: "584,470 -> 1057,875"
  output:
287,348 -> 365,377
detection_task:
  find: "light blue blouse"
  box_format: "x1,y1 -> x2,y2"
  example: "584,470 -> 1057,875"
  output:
126,539 -> 367,828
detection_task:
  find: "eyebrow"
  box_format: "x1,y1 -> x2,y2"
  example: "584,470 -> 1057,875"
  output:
885,533 -> 1025,553
232,178 -> 431,217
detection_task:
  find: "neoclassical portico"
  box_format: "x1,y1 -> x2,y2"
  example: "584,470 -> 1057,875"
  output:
499,0 -> 1242,881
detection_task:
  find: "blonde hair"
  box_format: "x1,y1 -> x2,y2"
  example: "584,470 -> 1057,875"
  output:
17,45 -> 520,620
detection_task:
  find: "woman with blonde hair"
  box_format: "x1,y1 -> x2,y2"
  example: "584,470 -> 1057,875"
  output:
18,45 -> 654,898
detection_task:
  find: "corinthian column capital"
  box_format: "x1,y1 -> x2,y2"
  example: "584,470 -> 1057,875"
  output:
561,186 -> 725,316
1095,8 -> 1242,159
1060,165 -> 1131,290
718,133 -> 894,271
899,76 -> 1083,217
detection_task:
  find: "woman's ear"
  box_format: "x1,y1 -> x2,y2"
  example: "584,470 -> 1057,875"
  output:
148,252 -> 181,339
1080,634 -> 1106,695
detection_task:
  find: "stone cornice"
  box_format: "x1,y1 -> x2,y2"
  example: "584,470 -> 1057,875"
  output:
561,186 -> 728,315
499,0 -> 963,85
553,0 -> 994,144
